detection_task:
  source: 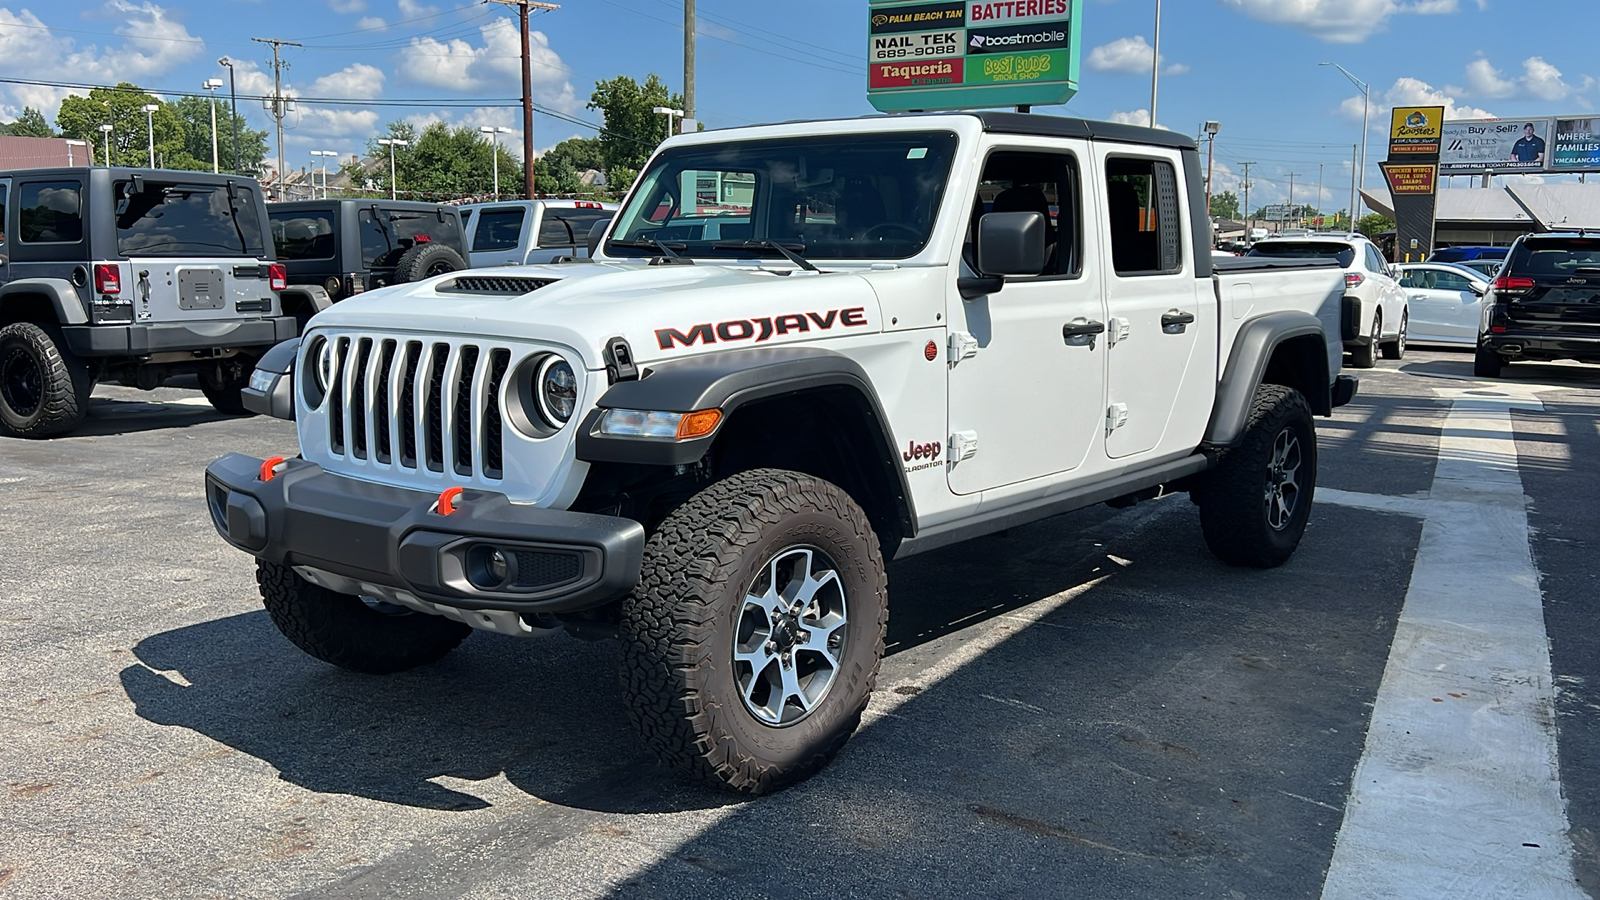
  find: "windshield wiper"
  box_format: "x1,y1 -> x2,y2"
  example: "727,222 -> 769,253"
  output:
712,240 -> 818,272
608,237 -> 691,262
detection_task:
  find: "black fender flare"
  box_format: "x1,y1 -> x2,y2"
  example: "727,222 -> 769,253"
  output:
575,346 -> 915,533
1204,311 -> 1330,447
0,279 -> 88,325
241,337 -> 301,420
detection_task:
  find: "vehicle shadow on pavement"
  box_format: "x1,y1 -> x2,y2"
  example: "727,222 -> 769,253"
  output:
68,396 -> 236,437
1400,356 -> 1600,390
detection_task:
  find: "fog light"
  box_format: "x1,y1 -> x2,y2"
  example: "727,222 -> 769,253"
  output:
466,544 -> 517,591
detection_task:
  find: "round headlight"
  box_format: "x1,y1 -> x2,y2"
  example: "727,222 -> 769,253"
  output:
536,356 -> 577,426
315,337 -> 337,393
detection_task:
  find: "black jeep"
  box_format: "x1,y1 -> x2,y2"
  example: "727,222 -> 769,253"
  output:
1475,233 -> 1600,377
268,200 -> 468,329
0,167 -> 294,437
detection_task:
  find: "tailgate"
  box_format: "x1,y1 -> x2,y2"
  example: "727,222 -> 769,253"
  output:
124,256 -> 279,323
1507,274 -> 1600,332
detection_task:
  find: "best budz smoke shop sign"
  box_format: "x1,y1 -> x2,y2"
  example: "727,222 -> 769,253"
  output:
867,0 -> 1084,112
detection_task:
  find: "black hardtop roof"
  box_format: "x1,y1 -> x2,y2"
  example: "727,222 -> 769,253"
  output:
755,111 -> 1197,152
0,166 -> 267,185
269,198 -> 459,213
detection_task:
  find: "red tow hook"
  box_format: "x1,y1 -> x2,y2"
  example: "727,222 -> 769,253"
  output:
436,486 -> 465,516
259,456 -> 287,482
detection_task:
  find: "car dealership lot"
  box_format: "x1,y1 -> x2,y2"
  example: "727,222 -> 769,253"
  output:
3,350 -> 1598,899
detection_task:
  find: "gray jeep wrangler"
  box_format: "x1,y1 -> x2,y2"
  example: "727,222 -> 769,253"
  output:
0,167 -> 294,437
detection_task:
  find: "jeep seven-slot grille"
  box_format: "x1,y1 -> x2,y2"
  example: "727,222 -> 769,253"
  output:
323,336 -> 523,482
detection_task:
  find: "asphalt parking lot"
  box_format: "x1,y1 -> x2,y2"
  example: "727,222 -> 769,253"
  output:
3,348 -> 1598,899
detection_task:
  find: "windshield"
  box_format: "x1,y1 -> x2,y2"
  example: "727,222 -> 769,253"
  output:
1247,241 -> 1356,268
606,131 -> 959,261
116,181 -> 265,257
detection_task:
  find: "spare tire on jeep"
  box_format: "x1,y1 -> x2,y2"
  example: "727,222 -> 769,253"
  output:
392,242 -> 466,284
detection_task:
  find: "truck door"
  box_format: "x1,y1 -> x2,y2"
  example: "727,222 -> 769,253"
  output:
947,145 -> 1108,495
1094,150 -> 1211,459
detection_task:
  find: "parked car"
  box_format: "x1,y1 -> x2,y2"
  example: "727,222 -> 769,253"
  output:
268,200 -> 469,329
1474,233 -> 1600,377
1247,233 -> 1408,368
208,110 -> 1354,794
0,167 -> 293,436
1456,258 -> 1502,278
460,199 -> 618,266
1396,262 -> 1490,346
1429,245 -> 1508,264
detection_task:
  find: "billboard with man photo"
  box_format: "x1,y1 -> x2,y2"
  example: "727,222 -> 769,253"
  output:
1440,119 -> 1548,173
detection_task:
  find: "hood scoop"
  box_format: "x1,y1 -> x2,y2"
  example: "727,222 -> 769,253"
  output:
438,275 -> 559,296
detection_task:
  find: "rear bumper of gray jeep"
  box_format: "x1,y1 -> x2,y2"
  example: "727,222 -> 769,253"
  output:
203,453 -> 644,614
63,317 -> 296,357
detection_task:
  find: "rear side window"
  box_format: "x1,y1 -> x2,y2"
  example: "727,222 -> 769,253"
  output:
1365,245 -> 1388,273
1247,241 -> 1356,268
537,210 -> 612,248
18,181 -> 82,244
1105,157 -> 1182,275
472,208 -> 525,252
116,181 -> 266,257
269,211 -> 336,260
361,207 -> 464,268
1506,238 -> 1600,276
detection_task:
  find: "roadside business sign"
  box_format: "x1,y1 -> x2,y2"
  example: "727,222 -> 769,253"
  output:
1440,118 -> 1550,173
1381,162 -> 1438,195
1381,163 -> 1439,262
1552,117 -> 1600,172
867,0 -> 1084,112
1388,106 -> 1443,157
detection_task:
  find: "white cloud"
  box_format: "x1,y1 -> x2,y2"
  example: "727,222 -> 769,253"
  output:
1461,55 -> 1573,101
1463,58 -> 1515,98
396,18 -> 576,112
328,0 -> 364,12
309,63 -> 385,100
1086,36 -> 1187,75
1519,57 -> 1571,101
1109,109 -> 1150,126
1340,76 -> 1494,126
355,16 -> 387,30
1221,0 -> 1460,43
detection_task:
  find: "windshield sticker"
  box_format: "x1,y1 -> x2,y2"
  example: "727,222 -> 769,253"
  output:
656,307 -> 870,350
907,148 -> 928,159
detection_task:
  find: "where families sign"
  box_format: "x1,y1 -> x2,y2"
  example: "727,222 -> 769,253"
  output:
867,0 -> 1083,112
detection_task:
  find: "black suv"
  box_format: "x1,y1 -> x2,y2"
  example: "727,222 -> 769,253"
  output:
1475,233 -> 1600,377
0,167 -> 293,437
268,200 -> 468,329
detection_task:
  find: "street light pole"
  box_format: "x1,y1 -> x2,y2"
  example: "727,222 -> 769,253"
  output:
1149,0 -> 1161,127
377,138 -> 408,200
1321,62 -> 1370,216
218,57 -> 240,173
479,126 -> 512,200
651,106 -> 684,145
310,150 -> 336,199
141,103 -> 160,168
1203,121 -> 1220,225
98,123 -> 113,167
203,79 -> 224,173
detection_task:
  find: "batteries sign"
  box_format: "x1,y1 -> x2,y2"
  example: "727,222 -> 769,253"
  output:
868,0 -> 1083,112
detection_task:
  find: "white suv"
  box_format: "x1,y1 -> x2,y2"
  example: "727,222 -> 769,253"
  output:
1250,234 -> 1407,367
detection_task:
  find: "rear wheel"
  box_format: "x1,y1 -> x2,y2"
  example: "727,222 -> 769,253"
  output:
1195,384 -> 1317,568
257,561 -> 471,674
0,321 -> 91,438
619,469 -> 887,794
1349,313 -> 1380,369
199,358 -> 256,416
1474,342 -> 1504,378
1382,312 -> 1407,359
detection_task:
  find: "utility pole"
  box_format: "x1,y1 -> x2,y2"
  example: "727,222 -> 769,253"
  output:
253,37 -> 301,198
1287,172 -> 1301,228
489,0 -> 561,199
684,0 -> 696,127
1203,121 -> 1220,226
1316,163 -> 1323,227
1240,161 -> 1255,238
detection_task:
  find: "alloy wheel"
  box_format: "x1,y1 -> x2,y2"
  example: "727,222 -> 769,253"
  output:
1264,428 -> 1303,531
0,346 -> 44,417
732,546 -> 849,727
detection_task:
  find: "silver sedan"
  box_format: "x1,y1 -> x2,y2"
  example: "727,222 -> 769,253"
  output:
1396,262 -> 1492,346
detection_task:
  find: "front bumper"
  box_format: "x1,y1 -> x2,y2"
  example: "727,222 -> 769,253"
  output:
63,317 -> 296,357
1481,331 -> 1600,363
203,453 -> 644,614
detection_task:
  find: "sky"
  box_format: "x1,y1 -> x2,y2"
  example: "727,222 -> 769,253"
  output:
0,0 -> 1594,211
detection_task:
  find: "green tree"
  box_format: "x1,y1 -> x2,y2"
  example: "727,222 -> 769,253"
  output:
57,84 -> 194,169
542,136 -> 604,173
169,95 -> 268,174
587,74 -> 683,175
1209,190 -> 1240,220
2,107 -> 56,138
1356,212 -> 1396,238
359,120 -> 522,199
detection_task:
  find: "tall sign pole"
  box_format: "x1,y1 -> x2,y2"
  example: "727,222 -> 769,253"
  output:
684,0 -> 695,128
490,0 -> 561,199
1149,0 -> 1161,127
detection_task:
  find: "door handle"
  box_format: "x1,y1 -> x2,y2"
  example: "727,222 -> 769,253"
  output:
1409,294 -> 1425,302
1062,319 -> 1105,349
1161,309 -> 1195,333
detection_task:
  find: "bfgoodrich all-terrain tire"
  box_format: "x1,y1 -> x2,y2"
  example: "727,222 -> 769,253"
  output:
392,242 -> 467,284
619,468 -> 888,794
1195,384 -> 1317,568
257,561 -> 471,674
0,321 -> 91,438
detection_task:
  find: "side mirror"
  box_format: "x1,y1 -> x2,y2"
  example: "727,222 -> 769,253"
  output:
977,211 -> 1047,276
1469,282 -> 1487,296
586,219 -> 609,258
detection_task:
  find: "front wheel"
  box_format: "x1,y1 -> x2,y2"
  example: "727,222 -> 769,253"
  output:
256,561 -> 472,674
619,469 -> 888,794
1195,384 -> 1317,568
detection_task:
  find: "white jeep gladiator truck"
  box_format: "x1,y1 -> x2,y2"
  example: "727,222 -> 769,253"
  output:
205,112 -> 1355,793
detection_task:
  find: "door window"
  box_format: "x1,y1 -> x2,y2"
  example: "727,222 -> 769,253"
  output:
472,208 -> 525,252
270,211 -> 336,260
537,209 -> 612,248
358,210 -> 391,268
1432,270 -> 1473,291
966,150 -> 1082,277
1365,245 -> 1388,274
1105,157 -> 1183,275
18,181 -> 83,244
